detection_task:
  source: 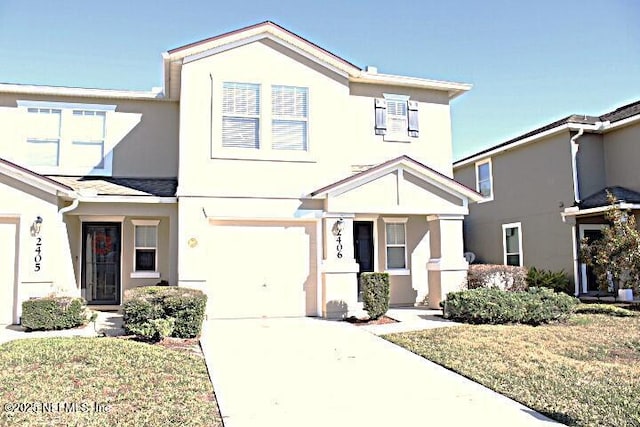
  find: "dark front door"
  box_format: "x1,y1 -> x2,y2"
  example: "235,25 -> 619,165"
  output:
82,223 -> 121,305
583,229 -> 604,293
354,221 -> 374,297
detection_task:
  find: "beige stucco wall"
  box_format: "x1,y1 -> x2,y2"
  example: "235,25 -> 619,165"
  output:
0,174 -> 77,323
64,202 -> 178,302
576,132 -> 605,199
454,131 -> 576,281
0,93 -> 178,178
178,39 -> 455,199
603,122 -> 640,192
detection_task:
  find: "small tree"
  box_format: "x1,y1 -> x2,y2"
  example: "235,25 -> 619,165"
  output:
580,192 -> 640,295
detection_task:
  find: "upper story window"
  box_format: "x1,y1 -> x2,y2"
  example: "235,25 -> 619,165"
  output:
374,95 -> 419,142
222,82 -> 260,149
26,107 -> 61,166
70,110 -> 106,168
502,222 -> 523,267
271,85 -> 308,151
18,100 -> 116,176
475,159 -> 493,200
217,82 -> 311,159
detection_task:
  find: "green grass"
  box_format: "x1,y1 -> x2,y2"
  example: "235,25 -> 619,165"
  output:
385,314 -> 640,427
0,337 -> 222,427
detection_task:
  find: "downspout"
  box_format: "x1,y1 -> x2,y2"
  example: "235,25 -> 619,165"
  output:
570,127 -> 585,204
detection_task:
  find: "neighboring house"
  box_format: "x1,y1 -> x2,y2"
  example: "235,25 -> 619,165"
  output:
453,99 -> 640,295
0,21 -> 482,324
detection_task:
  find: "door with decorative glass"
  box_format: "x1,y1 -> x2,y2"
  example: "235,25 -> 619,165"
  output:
82,223 -> 121,305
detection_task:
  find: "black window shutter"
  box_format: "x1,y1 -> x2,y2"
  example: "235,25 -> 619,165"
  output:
374,98 -> 387,135
408,100 -> 419,137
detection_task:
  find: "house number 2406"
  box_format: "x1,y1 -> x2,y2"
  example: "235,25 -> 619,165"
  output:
34,237 -> 42,272
336,229 -> 343,259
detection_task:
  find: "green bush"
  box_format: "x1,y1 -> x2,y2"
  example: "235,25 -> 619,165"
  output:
21,296 -> 90,331
362,272 -> 390,320
443,287 -> 578,325
123,286 -> 207,339
526,266 -> 572,294
465,264 -> 528,291
126,317 -> 176,342
574,303 -> 637,317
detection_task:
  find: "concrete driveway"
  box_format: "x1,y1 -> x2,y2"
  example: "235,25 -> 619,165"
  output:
200,318 -> 559,427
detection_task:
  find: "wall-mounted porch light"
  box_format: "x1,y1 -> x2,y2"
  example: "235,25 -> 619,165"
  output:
332,217 -> 344,236
31,216 -> 43,236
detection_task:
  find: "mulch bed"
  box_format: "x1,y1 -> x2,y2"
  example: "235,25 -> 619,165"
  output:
344,315 -> 398,326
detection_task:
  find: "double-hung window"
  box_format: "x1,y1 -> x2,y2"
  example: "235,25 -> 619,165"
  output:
384,218 -> 408,270
26,107 -> 61,166
374,94 -> 419,141
131,220 -> 160,278
386,99 -> 408,136
222,82 -> 260,149
271,85 -> 308,151
475,159 -> 493,199
69,110 -> 106,168
502,222 -> 523,267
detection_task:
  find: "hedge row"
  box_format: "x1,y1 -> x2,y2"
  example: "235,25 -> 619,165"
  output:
21,297 -> 93,331
444,287 -> 578,325
123,286 -> 207,341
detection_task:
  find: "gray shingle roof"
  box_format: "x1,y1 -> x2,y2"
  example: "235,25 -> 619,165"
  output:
47,176 -> 177,197
579,186 -> 640,209
454,99 -> 640,165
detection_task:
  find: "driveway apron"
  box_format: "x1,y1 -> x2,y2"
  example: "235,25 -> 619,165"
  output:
201,317 -> 558,427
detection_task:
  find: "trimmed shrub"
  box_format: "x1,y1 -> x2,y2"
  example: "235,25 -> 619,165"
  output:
444,287 -> 578,325
123,286 -> 207,339
362,273 -> 390,320
21,296 -> 90,331
574,303 -> 637,317
526,267 -> 572,294
465,264 -> 528,292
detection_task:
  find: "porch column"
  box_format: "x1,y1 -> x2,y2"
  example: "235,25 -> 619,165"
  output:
426,214 -> 468,309
321,214 -> 359,318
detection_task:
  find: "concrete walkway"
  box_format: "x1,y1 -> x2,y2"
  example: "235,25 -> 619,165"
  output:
201,317 -> 560,427
0,311 -> 124,345
359,307 -> 460,335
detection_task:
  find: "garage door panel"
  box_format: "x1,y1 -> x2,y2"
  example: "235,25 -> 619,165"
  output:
0,221 -> 17,325
207,222 -> 316,319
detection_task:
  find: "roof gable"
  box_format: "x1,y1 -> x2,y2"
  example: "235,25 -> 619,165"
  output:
0,157 -> 73,196
163,21 -> 471,100
311,155 -> 483,204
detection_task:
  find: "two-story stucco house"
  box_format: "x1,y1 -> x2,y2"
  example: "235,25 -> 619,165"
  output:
0,21 -> 482,324
453,99 -> 640,296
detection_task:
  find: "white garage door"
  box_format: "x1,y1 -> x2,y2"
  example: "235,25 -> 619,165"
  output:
0,221 -> 18,325
207,221 -> 317,319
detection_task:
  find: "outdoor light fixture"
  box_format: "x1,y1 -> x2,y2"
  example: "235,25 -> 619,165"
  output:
332,217 -> 344,236
32,216 -> 43,236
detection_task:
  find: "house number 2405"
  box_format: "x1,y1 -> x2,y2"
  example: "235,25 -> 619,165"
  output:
34,237 -> 42,272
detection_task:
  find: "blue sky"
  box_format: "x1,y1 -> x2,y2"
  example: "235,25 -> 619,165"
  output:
0,0 -> 638,160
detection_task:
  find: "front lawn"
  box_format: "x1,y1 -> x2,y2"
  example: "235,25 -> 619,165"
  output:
0,337 -> 222,426
385,314 -> 640,427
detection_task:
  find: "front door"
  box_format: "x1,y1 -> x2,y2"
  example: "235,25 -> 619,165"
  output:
354,221 -> 375,298
580,226 -> 605,293
82,223 -> 121,305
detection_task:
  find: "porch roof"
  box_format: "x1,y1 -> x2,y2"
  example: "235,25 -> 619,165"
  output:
47,176 -> 178,198
579,186 -> 640,209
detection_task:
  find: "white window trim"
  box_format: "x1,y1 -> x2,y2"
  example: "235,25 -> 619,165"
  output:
383,217 -> 409,271
131,219 -> 160,279
502,222 -> 523,267
382,93 -> 410,143
475,158 -> 493,202
271,85 -> 309,152
578,224 -> 607,293
215,82 -> 314,162
18,100 -> 115,176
